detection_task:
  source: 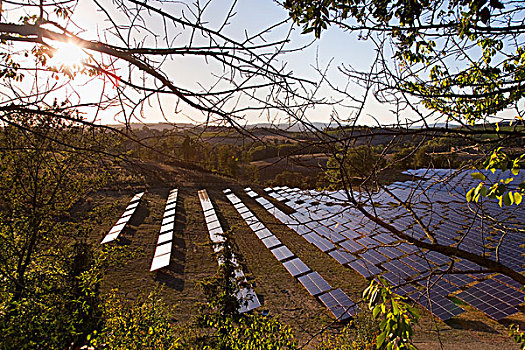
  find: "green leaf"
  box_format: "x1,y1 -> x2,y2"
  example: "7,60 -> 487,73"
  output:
513,192 -> 522,205
466,188 -> 475,202
503,192 -> 512,206
377,331 -> 387,348
470,172 -> 486,180
373,304 -> 382,318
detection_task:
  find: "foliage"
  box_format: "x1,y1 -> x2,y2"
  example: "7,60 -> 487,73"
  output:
316,312 -> 379,350
0,114 -> 113,349
180,233 -> 297,350
509,324 -> 525,350
270,170 -> 316,188
87,289 -> 179,350
284,0 -> 525,123
362,278 -> 420,350
466,148 -> 524,206
325,145 -> 386,188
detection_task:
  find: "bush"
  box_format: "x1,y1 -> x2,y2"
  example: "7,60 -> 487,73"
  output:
87,289 -> 179,350
316,312 -> 379,350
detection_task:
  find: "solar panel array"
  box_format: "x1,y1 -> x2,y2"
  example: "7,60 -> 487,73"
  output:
101,191 -> 144,244
255,171 -> 525,321
197,189 -> 261,313
150,189 -> 178,271
224,189 -> 358,321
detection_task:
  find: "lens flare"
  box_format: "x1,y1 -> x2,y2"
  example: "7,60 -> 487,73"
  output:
49,41 -> 86,68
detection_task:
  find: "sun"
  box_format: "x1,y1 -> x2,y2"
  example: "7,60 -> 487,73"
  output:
49,40 -> 87,68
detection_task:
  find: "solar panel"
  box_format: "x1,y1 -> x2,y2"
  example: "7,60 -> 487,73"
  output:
126,201 -> 140,211
356,236 -> 380,248
240,211 -> 255,220
164,208 -> 176,218
329,249 -> 357,265
206,220 -> 222,232
254,228 -> 273,240
298,272 -> 332,296
409,290 -> 464,321
318,288 -> 358,321
303,232 -> 322,244
246,190 -> 258,198
375,246 -> 404,259
249,221 -> 266,232
261,235 -> 282,249
348,259 -> 382,278
283,258 -> 311,277
311,236 -> 336,253
271,246 -> 294,261
158,232 -> 173,244
150,253 -> 171,271
154,242 -> 172,257
237,286 -> 262,313
339,239 -> 365,253
381,259 -> 418,279
360,249 -> 388,265
372,232 -> 398,244
161,215 -> 175,226
101,191 -> 145,244
400,255 -> 430,273
227,195 -> 242,205
100,232 -> 120,244
201,189 -> 261,313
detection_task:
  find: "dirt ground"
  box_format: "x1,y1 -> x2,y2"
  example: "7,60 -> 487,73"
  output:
88,162 -> 524,349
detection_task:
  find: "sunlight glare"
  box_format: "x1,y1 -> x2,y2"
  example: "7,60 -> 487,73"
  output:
49,41 -> 86,68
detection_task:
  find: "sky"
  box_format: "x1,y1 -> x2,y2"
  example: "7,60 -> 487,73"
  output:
3,0 -> 473,127
54,0 -> 398,127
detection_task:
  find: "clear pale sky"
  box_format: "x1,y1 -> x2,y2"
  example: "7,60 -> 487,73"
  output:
57,0 -> 400,127
3,0 -> 437,127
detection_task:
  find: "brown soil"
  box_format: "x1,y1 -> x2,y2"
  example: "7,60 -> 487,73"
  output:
88,160 -> 523,349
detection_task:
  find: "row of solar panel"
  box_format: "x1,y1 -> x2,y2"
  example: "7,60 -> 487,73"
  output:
266,187 -> 472,320
227,188 -> 358,321
100,191 -> 144,244
150,189 -> 178,271
198,189 -> 261,313
264,185 -> 524,321
269,186 -> 524,272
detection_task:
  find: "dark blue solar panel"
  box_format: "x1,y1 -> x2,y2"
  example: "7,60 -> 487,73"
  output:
340,239 -> 365,253
329,249 -> 357,265
397,243 -> 419,254
303,232 -> 322,244
425,251 -> 452,266
355,236 -> 380,248
271,246 -> 294,262
472,278 -> 525,307
348,259 -> 382,278
311,236 -> 336,252
261,235 -> 282,249
401,255 -> 430,273
373,232 -> 398,244
340,229 -> 361,240
375,246 -> 404,259
381,259 -> 418,279
318,288 -> 358,321
360,249 -> 388,265
283,258 -> 311,277
457,286 -> 519,320
298,272 -> 332,296
409,290 -> 464,321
